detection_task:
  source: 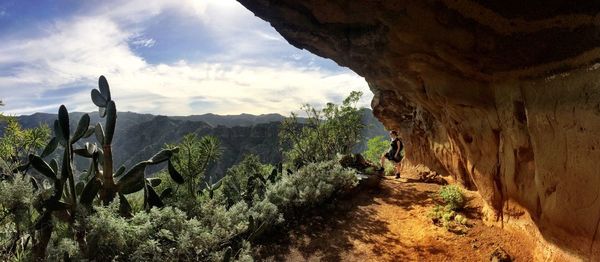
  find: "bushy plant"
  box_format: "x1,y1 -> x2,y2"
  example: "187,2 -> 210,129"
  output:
266,160 -> 357,210
0,175 -> 36,260
0,115 -> 50,172
85,200 -> 253,261
279,91 -> 365,167
220,154 -> 273,208
164,134 -> 222,198
439,185 -> 465,211
363,135 -> 388,163
430,185 -> 469,234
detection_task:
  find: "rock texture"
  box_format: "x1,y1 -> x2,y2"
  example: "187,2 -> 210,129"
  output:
237,0 -> 600,259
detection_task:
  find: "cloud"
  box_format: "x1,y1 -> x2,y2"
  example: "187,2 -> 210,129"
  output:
0,0 -> 370,116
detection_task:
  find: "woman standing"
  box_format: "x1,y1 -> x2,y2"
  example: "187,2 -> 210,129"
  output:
380,130 -> 403,178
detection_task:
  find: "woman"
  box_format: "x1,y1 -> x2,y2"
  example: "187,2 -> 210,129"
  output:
380,130 -> 403,178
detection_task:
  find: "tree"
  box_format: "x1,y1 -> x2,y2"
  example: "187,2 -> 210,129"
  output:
166,134 -> 222,197
0,112 -> 50,171
279,91 -> 365,167
363,135 -> 389,164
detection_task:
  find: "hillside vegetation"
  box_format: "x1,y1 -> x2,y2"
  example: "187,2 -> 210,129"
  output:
0,76 -> 380,261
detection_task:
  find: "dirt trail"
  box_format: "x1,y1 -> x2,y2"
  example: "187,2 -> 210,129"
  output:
255,165 -> 535,261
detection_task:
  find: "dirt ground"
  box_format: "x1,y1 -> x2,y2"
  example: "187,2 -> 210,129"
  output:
255,165 -> 535,261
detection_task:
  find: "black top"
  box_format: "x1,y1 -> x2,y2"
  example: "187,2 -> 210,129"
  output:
389,138 -> 402,155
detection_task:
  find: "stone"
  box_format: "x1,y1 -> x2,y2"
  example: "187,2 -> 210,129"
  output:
237,0 -> 600,259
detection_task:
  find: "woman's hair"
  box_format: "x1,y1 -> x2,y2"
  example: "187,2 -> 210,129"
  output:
389,130 -> 398,136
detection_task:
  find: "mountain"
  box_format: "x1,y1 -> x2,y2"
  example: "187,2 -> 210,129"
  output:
3,109 -> 386,179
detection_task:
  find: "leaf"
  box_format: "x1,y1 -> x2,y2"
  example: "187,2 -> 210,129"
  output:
49,159 -> 59,174
34,211 -> 52,230
268,168 -> 278,183
53,120 -> 66,146
12,163 -> 29,174
57,105 -> 70,143
222,246 -> 233,262
167,160 -> 184,184
118,193 -> 132,217
30,177 -> 39,191
83,126 -> 95,138
113,165 -> 126,178
86,142 -> 97,155
117,161 -> 149,194
149,149 -> 173,164
105,101 -> 117,144
73,148 -> 93,158
40,137 -> 58,158
95,123 -> 104,145
75,181 -> 85,195
145,185 -> 163,209
212,177 -> 224,190
29,154 -> 57,180
91,89 -> 107,108
60,150 -> 70,183
253,173 -> 266,184
160,188 -> 173,199
99,106 -> 106,118
147,178 -> 161,187
46,200 -> 71,211
98,75 -> 111,101
71,114 -> 90,144
80,177 -> 101,207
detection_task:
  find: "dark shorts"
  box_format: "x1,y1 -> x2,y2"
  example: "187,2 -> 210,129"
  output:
385,152 -> 402,162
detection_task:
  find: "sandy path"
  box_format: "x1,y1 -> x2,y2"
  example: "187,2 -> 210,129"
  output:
255,170 -> 534,261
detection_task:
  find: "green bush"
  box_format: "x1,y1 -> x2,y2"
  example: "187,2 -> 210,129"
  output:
363,136 -> 388,164
266,160 -> 358,209
279,91 -> 365,167
439,185 -> 465,211
85,201 -> 251,262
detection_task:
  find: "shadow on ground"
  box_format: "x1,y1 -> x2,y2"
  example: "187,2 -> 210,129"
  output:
254,180 -> 437,261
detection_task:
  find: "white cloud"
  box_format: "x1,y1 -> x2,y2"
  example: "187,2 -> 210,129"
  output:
131,37 -> 156,48
0,0 -> 371,116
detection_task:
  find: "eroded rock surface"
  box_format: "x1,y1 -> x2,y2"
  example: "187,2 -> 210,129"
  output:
237,0 -> 600,259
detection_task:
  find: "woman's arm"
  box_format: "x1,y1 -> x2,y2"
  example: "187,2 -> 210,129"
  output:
394,140 -> 401,157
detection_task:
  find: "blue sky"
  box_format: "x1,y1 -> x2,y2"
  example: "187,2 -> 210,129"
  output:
0,0 -> 371,116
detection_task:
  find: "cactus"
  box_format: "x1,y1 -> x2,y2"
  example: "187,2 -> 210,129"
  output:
21,75 -> 185,259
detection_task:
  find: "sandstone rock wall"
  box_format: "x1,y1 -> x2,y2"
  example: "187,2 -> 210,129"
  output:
237,0 -> 600,258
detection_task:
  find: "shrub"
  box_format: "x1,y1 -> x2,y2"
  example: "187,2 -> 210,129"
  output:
85,201 -> 252,261
439,185 -> 465,211
363,135 -> 388,164
279,91 -> 365,167
266,160 -> 358,210
164,134 -> 222,198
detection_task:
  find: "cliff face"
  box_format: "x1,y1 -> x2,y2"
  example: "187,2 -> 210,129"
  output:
237,0 -> 600,258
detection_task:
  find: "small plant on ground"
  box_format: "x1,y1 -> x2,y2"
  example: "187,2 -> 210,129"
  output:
439,185 -> 465,211
429,185 -> 469,234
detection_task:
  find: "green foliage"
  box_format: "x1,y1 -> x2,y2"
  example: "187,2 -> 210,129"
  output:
266,160 -> 358,209
165,134 -> 222,197
429,204 -> 469,234
430,185 -> 469,234
363,135 -> 388,163
84,199 -> 253,261
0,117 -> 50,171
220,154 -> 273,208
280,91 -> 365,167
0,175 -> 37,260
0,80 -> 363,261
438,185 -> 465,211
0,76 -> 185,260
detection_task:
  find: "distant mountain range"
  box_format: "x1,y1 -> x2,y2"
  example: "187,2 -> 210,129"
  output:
2,109 -> 387,179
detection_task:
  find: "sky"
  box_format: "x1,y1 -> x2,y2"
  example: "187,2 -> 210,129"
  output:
0,0 -> 371,116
